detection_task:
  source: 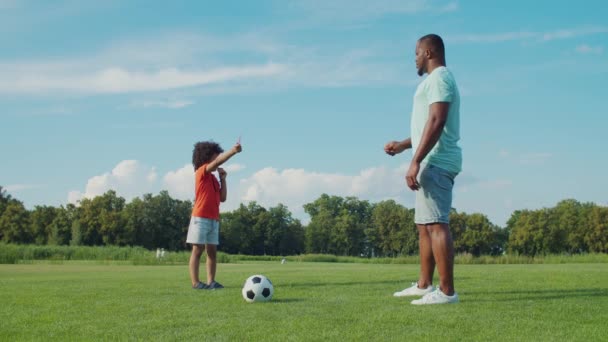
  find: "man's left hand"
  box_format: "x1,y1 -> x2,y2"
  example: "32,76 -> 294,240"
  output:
406,162 -> 421,191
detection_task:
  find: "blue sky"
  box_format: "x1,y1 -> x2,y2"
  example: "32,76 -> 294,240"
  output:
1,0 -> 607,226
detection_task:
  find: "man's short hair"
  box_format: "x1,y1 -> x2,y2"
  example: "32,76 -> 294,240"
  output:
419,34 -> 445,56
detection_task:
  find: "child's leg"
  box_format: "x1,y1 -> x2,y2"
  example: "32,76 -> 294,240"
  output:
189,244 -> 204,286
205,243 -> 217,284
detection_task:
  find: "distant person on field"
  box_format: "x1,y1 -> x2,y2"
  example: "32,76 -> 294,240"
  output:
187,140 -> 242,290
384,34 -> 462,305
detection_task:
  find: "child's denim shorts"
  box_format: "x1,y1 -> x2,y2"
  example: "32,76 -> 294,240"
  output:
186,216 -> 220,245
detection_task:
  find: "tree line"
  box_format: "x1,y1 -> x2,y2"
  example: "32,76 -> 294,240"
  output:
1,186 -> 606,256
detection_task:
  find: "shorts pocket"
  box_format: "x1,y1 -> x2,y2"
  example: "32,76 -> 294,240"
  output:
430,166 -> 454,191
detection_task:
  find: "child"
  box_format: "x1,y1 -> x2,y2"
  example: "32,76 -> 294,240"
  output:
187,140 -> 242,289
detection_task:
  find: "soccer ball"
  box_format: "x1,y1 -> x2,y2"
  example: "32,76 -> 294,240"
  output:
242,275 -> 274,303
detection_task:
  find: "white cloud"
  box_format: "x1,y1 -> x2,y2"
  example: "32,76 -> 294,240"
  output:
542,27 -> 608,41
449,31 -> 536,43
281,48 -> 411,87
68,161 -> 246,206
0,0 -> 19,10
499,149 -> 510,158
68,160 -> 158,204
236,165 -> 410,218
478,179 -> 513,190
67,190 -> 84,204
440,1 -> 458,12
519,152 -> 553,165
0,29 -> 412,96
223,163 -> 246,173
162,164 -> 194,200
497,149 -> 553,165
449,26 -> 608,44
154,163 -> 414,220
576,44 -> 603,54
289,0 -> 457,22
4,184 -> 41,192
100,31 -> 282,65
64,160 -> 518,225
0,64 -> 285,95
130,98 -> 194,109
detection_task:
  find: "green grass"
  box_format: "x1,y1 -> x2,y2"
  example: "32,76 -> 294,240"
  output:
1,262 -> 607,341
3,244 -> 608,265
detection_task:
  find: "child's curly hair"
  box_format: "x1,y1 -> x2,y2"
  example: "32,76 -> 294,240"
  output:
192,141 -> 224,171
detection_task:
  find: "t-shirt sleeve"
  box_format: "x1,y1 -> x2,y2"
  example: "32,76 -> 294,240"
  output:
427,72 -> 453,104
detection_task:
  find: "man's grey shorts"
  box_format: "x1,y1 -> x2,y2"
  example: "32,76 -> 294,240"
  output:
415,163 -> 458,225
186,216 -> 220,245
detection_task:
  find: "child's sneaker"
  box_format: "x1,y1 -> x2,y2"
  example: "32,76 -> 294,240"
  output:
393,282 -> 435,297
411,288 -> 459,305
208,281 -> 224,290
192,282 -> 209,290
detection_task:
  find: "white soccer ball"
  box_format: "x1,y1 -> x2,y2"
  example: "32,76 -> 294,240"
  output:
242,275 -> 274,303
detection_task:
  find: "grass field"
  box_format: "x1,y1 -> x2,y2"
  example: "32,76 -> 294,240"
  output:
1,262 -> 607,341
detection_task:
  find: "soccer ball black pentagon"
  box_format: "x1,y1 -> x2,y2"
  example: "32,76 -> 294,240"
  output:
242,274 -> 274,303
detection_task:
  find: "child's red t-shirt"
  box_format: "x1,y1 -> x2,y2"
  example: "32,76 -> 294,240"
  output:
191,164 -> 220,220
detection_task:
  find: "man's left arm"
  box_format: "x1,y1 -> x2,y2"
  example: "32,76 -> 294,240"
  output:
405,102 -> 449,190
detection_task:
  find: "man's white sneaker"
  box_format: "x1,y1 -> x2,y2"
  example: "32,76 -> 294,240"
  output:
393,282 -> 435,297
411,288 -> 459,305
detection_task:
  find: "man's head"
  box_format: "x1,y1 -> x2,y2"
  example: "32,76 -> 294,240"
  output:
415,34 -> 446,76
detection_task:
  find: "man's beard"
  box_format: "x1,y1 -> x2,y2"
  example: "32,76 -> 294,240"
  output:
417,65 -> 425,76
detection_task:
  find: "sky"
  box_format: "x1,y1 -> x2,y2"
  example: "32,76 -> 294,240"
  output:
1,0 -> 607,227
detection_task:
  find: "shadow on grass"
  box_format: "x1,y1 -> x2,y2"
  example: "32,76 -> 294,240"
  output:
283,276 -> 470,288
271,298 -> 306,303
466,288 -> 608,302
284,280 -> 399,288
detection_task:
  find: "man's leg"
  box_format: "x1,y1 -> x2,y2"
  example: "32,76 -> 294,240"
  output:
189,244 -> 204,286
417,224 -> 435,288
428,223 -> 455,295
205,243 -> 217,284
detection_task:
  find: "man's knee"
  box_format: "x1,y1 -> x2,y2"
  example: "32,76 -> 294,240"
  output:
428,223 -> 450,235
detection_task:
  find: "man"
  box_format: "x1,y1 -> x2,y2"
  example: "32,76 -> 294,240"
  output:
384,34 -> 462,305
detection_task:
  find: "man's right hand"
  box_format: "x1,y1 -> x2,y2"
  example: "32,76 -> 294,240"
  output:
384,141 -> 403,156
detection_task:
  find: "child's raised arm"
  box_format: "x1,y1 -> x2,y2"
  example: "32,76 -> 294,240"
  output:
206,143 -> 242,172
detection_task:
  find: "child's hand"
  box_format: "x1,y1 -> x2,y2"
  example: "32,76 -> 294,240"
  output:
218,168 -> 227,180
232,143 -> 242,154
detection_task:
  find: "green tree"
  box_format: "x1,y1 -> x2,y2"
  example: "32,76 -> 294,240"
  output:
123,191 -> 192,250
261,204 -> 298,255
0,201 -> 32,243
508,209 -> 553,256
70,219 -> 82,246
552,199 -> 580,253
0,186 -> 13,217
370,200 -> 416,257
48,205 -> 75,245
585,206 -> 608,253
459,213 -> 496,256
280,218 -> 305,255
336,197 -> 372,256
30,205 -> 58,244
303,194 -> 343,254
303,195 -> 374,256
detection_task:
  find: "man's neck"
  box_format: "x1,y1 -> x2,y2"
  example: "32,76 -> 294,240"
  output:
426,61 -> 446,75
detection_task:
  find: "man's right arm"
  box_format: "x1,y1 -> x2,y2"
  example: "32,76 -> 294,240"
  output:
385,138 -> 412,156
